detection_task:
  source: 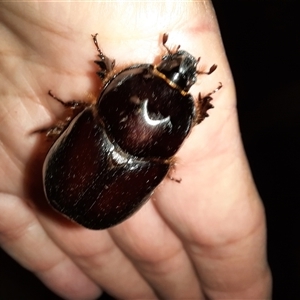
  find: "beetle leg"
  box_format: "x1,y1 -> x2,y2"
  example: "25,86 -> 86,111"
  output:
48,90 -> 89,110
167,174 -> 182,183
196,82 -> 222,124
92,33 -> 115,79
206,82 -> 223,97
167,160 -> 182,183
44,118 -> 72,137
38,90 -> 90,138
34,117 -> 73,137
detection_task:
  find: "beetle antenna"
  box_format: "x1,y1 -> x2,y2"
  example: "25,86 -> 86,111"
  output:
197,64 -> 218,75
162,33 -> 181,55
162,33 -> 172,55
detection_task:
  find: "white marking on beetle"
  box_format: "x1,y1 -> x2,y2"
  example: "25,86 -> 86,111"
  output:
141,99 -> 170,126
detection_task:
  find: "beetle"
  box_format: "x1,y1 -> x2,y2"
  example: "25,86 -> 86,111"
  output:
43,33 -> 222,230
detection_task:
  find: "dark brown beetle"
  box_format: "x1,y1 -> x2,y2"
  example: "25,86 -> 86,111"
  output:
43,33 -> 222,229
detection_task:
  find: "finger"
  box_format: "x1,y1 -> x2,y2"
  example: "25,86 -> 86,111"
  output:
155,143 -> 272,298
37,211 -> 157,299
109,201 -> 204,299
0,193 -> 101,300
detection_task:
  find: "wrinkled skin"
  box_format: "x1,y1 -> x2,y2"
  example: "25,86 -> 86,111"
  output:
0,2 -> 272,300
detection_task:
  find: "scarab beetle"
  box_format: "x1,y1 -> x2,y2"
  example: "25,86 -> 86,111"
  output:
43,33 -> 222,230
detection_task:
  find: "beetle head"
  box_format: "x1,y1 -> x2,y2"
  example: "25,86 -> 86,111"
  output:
156,50 -> 198,92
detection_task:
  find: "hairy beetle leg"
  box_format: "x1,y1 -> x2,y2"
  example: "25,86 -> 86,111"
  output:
205,82 -> 223,98
43,120 -> 71,138
197,82 -> 222,124
42,91 -> 89,137
92,33 -> 115,79
48,90 -> 88,110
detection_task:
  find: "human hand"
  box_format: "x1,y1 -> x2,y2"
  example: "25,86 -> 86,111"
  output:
0,2 -> 271,299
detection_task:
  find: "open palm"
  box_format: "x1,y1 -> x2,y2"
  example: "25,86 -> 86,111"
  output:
0,2 -> 271,299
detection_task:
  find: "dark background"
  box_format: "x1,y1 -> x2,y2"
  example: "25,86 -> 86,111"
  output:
1,1 -> 299,299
